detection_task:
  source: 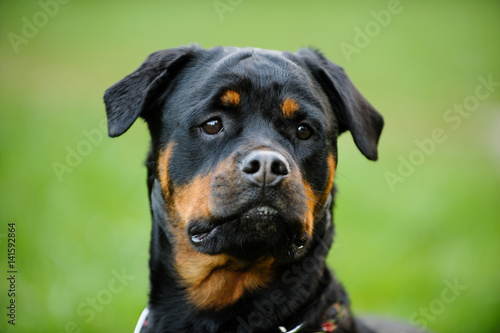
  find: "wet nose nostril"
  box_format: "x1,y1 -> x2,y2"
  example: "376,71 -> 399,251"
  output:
271,159 -> 289,176
242,160 -> 261,175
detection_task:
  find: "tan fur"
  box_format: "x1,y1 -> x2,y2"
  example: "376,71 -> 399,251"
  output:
220,90 -> 240,107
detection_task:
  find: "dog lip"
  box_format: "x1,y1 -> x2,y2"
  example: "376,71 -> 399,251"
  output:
188,224 -> 219,244
241,206 -> 279,220
190,230 -> 211,244
188,206 -> 278,234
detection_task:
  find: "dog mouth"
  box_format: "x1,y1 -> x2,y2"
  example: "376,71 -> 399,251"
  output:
187,206 -> 308,262
189,206 -> 280,244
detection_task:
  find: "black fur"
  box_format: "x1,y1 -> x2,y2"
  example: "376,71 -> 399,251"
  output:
104,45 -> 383,333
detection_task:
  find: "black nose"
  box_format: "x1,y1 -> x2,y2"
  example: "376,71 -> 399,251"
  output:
240,150 -> 290,186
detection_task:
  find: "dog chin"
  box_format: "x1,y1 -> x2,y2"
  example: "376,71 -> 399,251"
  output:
187,206 -> 310,263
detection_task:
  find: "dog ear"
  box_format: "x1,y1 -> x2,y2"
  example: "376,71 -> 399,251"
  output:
297,48 -> 384,161
103,46 -> 196,137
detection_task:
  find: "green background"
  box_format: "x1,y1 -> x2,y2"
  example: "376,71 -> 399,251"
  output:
1,0 -> 499,332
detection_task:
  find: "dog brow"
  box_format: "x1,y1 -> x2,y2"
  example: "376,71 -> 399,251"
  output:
281,98 -> 300,118
220,90 -> 240,107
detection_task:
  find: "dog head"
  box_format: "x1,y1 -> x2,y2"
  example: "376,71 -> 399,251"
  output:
104,45 -> 383,310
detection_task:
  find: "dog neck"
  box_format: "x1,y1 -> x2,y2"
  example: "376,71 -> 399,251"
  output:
144,175 -> 354,333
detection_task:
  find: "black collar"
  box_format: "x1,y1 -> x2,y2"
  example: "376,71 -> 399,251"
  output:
134,302 -> 347,333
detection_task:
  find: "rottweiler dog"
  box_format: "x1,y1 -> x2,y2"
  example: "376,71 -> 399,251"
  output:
104,45 -> 387,333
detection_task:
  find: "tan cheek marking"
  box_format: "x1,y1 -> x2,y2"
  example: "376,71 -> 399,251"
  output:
173,153 -> 236,222
302,154 -> 337,237
157,142 -> 175,199
173,175 -> 212,223
302,181 -> 316,238
321,154 -> 336,204
220,90 -> 240,107
281,98 -> 300,118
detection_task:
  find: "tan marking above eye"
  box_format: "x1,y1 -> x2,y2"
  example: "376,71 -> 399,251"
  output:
281,98 -> 300,118
220,90 -> 240,107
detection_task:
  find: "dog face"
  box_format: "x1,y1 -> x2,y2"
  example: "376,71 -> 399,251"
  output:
104,45 -> 383,310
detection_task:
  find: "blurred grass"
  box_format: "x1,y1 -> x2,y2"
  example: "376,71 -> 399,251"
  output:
0,0 -> 499,332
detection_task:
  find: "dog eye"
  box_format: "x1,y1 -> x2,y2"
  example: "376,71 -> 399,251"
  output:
296,124 -> 312,140
201,118 -> 223,135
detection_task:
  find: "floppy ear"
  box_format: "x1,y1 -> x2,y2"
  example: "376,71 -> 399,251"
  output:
297,48 -> 384,161
103,46 -> 196,137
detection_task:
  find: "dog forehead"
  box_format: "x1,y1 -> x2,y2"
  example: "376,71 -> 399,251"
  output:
178,47 -> 314,98
211,47 -> 310,86
162,47 -> 327,122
